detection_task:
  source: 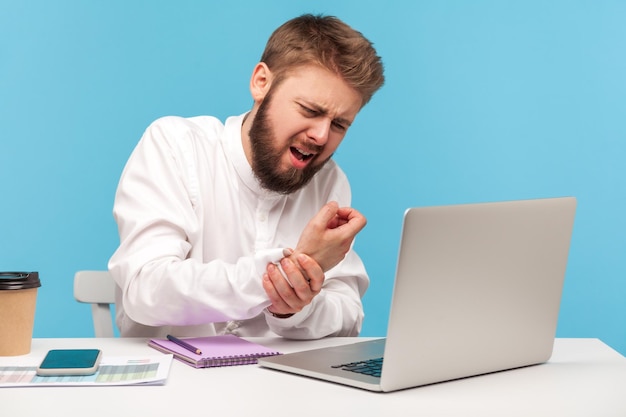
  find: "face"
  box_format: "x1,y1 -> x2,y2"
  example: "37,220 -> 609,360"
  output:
247,65 -> 362,194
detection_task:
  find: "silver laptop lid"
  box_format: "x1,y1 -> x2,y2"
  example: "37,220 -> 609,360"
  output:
258,197 -> 576,392
380,197 -> 576,391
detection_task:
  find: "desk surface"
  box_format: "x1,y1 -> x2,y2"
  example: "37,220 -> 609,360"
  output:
1,337 -> 625,417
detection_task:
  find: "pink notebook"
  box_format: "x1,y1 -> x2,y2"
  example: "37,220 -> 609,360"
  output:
148,334 -> 281,368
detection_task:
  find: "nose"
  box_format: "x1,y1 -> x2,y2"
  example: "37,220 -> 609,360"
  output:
306,118 -> 331,145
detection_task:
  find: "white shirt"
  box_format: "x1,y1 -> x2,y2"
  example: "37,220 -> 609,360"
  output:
108,113 -> 369,338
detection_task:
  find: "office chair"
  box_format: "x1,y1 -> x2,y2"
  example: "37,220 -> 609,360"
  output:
73,270 -> 117,337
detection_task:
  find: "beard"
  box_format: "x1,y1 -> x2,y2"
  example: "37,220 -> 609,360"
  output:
248,93 -> 331,194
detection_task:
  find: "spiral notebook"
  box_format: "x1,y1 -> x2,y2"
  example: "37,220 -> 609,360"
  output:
148,334 -> 281,368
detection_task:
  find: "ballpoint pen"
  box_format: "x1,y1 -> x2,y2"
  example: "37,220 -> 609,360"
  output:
166,334 -> 202,355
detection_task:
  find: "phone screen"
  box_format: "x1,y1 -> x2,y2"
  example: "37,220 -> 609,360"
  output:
36,349 -> 102,376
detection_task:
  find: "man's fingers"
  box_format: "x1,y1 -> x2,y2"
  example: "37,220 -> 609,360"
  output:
328,206 -> 367,232
313,201 -> 339,228
295,253 -> 325,293
264,263 -> 300,311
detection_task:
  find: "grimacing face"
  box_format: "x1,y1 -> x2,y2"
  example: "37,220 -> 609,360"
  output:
248,90 -> 329,194
248,65 -> 362,194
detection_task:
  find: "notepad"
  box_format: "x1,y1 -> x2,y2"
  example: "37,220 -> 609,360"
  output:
148,334 -> 281,368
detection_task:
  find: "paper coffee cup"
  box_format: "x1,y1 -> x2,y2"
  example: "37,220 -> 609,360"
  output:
0,272 -> 41,356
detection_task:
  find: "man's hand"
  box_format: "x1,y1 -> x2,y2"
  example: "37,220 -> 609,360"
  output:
293,201 -> 367,272
262,202 -> 366,317
263,253 -> 324,317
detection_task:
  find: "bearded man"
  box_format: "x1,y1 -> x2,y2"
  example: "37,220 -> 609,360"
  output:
109,14 -> 385,338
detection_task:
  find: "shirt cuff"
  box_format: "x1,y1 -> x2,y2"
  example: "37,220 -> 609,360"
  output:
253,247 -> 288,275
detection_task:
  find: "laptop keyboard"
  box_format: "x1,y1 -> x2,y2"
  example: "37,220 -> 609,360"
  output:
331,357 -> 384,377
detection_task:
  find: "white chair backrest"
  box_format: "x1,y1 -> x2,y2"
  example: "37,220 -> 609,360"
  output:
73,270 -> 117,337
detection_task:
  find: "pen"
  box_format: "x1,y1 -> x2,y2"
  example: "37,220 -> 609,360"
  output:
166,334 -> 202,355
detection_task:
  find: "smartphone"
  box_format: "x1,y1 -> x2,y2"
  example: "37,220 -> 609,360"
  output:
36,349 -> 102,376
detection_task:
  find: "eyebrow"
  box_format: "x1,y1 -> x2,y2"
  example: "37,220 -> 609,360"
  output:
302,101 -> 353,127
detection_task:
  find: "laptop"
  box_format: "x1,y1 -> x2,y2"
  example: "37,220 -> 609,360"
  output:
258,197 -> 577,392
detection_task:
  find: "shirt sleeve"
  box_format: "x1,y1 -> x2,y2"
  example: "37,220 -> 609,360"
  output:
108,117 -> 280,327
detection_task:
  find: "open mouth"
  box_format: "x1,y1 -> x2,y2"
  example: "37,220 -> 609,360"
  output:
290,146 -> 315,162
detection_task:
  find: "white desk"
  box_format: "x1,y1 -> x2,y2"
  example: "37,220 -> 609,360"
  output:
1,338 -> 625,417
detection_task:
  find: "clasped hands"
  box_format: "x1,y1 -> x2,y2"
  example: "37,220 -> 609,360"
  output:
262,201 -> 366,318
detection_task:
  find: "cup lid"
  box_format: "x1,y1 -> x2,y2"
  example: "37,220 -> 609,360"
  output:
0,272 -> 41,290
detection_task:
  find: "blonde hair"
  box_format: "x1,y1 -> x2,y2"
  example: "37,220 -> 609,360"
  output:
260,14 -> 385,107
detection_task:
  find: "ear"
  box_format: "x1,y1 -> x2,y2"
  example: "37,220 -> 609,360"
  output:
249,62 -> 272,103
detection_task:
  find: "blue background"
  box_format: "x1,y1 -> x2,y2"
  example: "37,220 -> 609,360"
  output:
2,1 -> 624,354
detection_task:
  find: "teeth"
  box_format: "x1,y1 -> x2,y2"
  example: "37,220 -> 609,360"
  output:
292,147 -> 315,162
